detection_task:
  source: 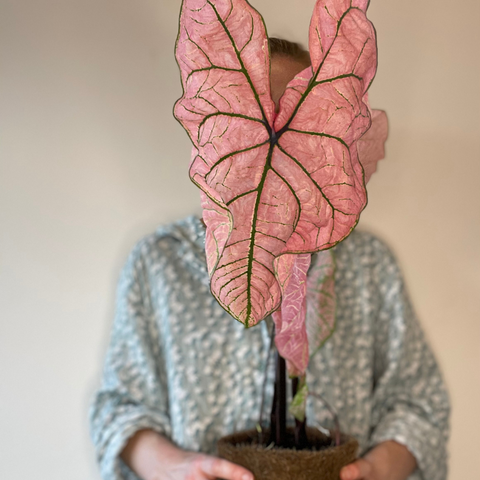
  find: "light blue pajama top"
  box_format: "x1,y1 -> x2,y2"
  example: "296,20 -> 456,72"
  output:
90,216 -> 450,480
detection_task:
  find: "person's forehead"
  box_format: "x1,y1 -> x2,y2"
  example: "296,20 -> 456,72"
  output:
271,54 -> 309,70
270,55 -> 309,84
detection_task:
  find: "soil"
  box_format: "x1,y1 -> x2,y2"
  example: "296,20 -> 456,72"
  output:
217,427 -> 358,480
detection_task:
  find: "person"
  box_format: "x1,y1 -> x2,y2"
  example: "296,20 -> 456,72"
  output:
90,39 -> 450,480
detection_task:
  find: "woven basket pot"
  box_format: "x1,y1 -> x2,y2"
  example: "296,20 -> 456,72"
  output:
217,427 -> 358,480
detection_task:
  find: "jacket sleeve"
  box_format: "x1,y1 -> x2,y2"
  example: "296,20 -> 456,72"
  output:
90,240 -> 171,480
367,239 -> 450,480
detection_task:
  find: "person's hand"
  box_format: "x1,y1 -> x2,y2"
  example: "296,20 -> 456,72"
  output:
120,429 -> 254,480
161,450 -> 254,480
339,440 -> 417,480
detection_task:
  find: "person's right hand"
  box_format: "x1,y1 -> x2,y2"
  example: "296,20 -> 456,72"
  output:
121,428 -> 254,480
163,450 -> 254,480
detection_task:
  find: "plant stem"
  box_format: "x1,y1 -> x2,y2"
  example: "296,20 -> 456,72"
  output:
257,321 -> 276,445
291,377 -> 308,449
270,351 -> 286,447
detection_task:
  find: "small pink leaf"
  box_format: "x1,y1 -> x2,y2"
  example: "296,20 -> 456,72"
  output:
273,250 -> 336,377
358,109 -> 389,183
272,254 -> 311,376
306,250 -> 336,356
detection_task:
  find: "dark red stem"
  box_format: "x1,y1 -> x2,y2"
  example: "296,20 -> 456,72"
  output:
291,377 -> 308,449
270,351 -> 287,446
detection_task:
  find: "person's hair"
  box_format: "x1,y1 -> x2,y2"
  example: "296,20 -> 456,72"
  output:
268,37 -> 311,67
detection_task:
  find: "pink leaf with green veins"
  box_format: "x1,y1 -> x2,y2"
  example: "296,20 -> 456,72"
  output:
272,254 -> 311,377
306,250 -> 337,356
201,192 -> 231,276
273,249 -> 336,377
174,0 -> 386,341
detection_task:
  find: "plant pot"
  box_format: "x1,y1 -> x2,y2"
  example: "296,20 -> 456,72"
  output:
217,427 -> 358,480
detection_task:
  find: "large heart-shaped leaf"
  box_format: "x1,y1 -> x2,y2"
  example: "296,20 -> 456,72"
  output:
174,0 -> 386,342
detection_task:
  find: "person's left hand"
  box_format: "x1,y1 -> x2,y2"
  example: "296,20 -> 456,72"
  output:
339,440 -> 417,480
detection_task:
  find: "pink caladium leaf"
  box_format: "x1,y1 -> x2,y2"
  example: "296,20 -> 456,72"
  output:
306,249 -> 336,356
174,0 -> 387,373
357,108 -> 389,183
201,191 -> 232,275
287,250 -> 336,419
272,249 -> 336,377
272,253 -> 311,377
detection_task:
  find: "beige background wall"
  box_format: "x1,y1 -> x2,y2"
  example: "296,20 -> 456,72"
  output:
1,0 -> 478,479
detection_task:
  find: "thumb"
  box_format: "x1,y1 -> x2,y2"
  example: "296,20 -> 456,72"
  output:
340,458 -> 372,480
197,455 -> 254,480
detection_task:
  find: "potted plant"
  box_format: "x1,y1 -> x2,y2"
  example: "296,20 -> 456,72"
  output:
173,0 -> 388,478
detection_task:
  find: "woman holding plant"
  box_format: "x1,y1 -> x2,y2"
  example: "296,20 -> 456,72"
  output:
90,1 -> 450,480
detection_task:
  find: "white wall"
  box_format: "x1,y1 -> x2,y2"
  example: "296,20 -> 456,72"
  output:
0,1 -> 478,479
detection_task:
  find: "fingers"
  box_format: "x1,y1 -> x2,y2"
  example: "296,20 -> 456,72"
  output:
198,455 -> 254,480
340,458 -> 372,480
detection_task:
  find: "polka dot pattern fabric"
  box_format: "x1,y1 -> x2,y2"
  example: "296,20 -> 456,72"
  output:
90,216 -> 449,480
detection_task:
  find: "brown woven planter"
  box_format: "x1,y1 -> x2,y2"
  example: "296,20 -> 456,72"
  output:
217,427 -> 358,480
